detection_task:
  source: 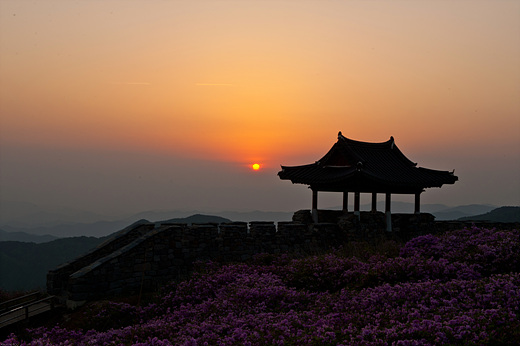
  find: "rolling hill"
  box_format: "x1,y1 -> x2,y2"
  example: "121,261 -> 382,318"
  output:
0,236 -> 105,291
0,228 -> 58,243
458,206 -> 520,222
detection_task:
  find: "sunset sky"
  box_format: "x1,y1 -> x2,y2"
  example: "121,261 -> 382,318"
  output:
1,0 -> 519,217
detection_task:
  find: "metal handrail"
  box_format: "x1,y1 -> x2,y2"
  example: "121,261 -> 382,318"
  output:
0,291 -> 41,313
0,296 -> 56,329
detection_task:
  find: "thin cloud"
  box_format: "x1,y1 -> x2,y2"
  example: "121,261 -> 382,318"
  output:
107,82 -> 152,86
195,83 -> 234,87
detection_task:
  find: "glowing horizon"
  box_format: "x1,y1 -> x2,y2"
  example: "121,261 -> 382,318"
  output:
0,0 -> 519,213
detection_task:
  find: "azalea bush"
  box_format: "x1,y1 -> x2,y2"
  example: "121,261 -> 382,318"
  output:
3,226 -> 519,345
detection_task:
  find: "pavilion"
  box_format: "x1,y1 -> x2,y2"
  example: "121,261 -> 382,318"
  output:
278,132 -> 458,229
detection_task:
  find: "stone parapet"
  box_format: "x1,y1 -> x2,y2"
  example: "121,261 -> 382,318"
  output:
47,214 -> 519,306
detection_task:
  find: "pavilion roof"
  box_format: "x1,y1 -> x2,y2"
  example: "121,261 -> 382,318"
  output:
278,132 -> 458,194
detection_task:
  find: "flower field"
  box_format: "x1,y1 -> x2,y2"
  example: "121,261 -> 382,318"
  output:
3,226 -> 520,345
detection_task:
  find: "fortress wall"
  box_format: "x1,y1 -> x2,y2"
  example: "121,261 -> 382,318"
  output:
47,220 -> 153,295
56,221 -> 344,303
67,226 -> 190,301
48,212 -> 519,306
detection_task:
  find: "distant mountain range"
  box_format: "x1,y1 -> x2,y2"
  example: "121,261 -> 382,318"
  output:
458,206 -> 520,223
1,220 -> 138,240
0,201 -> 505,239
431,204 -> 499,221
0,228 -> 58,244
323,202 -> 498,221
158,214 -> 231,225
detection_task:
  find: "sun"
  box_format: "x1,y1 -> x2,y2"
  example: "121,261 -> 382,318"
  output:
252,163 -> 260,171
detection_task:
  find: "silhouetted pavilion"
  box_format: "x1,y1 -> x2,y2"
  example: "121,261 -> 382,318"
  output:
278,132 -> 458,228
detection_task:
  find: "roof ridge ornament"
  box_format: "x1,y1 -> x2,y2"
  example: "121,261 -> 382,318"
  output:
338,131 -> 345,140
390,136 -> 395,149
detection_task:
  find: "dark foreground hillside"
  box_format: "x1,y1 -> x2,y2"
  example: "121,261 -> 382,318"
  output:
0,237 -> 104,291
3,226 -> 520,345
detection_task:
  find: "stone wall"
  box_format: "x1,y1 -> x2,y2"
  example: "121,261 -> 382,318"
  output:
47,211 -> 519,307
48,220 -> 343,305
46,220 -> 153,295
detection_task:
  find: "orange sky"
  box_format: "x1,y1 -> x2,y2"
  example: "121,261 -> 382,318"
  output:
0,0 -> 519,214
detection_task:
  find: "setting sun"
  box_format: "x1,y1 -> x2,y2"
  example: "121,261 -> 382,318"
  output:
0,0 -> 518,221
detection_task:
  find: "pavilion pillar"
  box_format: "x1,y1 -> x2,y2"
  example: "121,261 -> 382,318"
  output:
312,189 -> 318,223
385,193 -> 392,232
414,192 -> 421,215
354,192 -> 360,219
342,192 -> 348,212
371,193 -> 377,212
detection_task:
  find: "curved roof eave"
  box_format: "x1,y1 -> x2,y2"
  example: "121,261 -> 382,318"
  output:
278,132 -> 458,191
